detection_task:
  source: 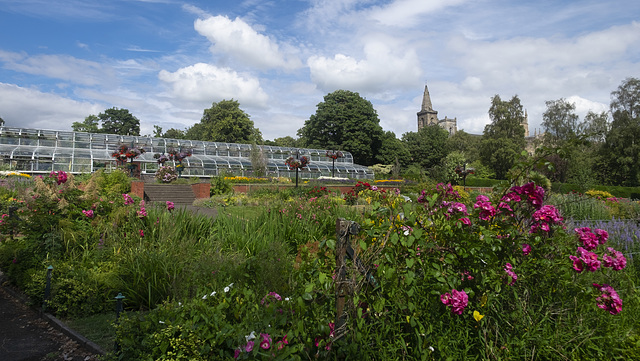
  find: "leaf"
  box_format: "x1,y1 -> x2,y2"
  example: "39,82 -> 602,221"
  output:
406,258 -> 415,268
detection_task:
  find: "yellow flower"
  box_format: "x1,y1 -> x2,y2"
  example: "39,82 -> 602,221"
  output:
473,310 -> 484,322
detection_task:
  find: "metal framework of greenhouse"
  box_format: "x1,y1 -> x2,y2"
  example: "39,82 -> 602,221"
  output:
0,127 -> 374,179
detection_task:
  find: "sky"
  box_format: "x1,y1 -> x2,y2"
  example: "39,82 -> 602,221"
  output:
0,0 -> 639,141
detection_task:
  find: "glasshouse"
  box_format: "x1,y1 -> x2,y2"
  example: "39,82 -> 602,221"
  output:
0,127 -> 374,179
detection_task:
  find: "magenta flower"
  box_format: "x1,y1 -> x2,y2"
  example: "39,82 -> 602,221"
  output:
474,200 -> 497,221
234,349 -> 241,359
50,171 -> 68,185
592,283 -> 622,315
82,209 -> 94,218
261,292 -> 282,306
570,247 -> 600,273
602,247 -> 627,271
595,229 -> 609,244
137,206 -> 147,218
123,193 -> 134,205
530,205 -> 563,233
575,227 -> 599,250
522,243 -> 531,256
504,263 -> 517,285
244,341 -> 254,352
166,201 -> 175,212
276,335 -> 289,350
441,289 -> 468,315
139,229 -> 144,237
259,333 -> 272,350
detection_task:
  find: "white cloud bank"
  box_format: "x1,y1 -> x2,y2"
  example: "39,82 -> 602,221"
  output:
194,15 -> 302,71
158,63 -> 269,108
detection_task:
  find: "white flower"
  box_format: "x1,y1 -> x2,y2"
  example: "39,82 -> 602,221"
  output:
284,297 -> 290,301
224,287 -> 230,293
428,346 -> 434,352
210,291 -> 216,296
202,294 -> 207,299
245,331 -> 256,342
159,321 -> 165,324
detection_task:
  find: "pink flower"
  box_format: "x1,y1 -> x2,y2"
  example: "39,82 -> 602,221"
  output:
123,193 -> 134,205
244,341 -> 254,352
504,263 -> 517,285
570,247 -> 600,272
50,171 -> 68,185
82,209 -> 94,218
259,333 -> 272,350
234,349 -> 241,359
441,289 -> 468,315
261,292 -> 282,306
137,207 -> 147,218
166,201 -> 174,212
458,217 -> 471,226
530,205 -> 563,233
575,227 -> 599,250
602,247 -> 627,271
476,194 -> 490,202
522,243 -> 531,256
276,335 -> 289,350
592,283 -> 622,315
595,229 -> 609,244
139,229 -> 144,237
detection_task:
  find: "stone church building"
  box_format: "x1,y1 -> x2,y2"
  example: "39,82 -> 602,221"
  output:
417,83 -> 530,138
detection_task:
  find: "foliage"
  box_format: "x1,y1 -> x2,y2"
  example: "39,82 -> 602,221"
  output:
94,170 -> 132,199
186,100 -> 262,144
210,176 -> 233,196
74,108 -> 141,135
480,95 -> 526,179
542,98 -> 580,145
298,90 -> 384,166
402,125 -> 450,170
250,144 -> 268,177
598,77 -> 640,186
375,130 -> 411,167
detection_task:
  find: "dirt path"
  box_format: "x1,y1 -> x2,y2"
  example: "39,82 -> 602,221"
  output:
0,284 -> 102,361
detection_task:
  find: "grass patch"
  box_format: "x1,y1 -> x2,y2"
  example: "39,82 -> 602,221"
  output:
64,312 -> 117,352
219,205 -> 265,219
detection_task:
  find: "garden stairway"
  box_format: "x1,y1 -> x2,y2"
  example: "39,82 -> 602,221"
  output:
143,184 -> 196,205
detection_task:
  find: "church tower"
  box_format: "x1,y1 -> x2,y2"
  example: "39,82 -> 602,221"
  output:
521,110 -> 530,137
417,83 -> 457,134
417,84 -> 439,130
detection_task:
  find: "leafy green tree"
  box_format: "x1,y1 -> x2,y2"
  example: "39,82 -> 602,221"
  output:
72,115 -> 100,133
598,77 -> 640,186
298,90 -> 384,166
187,100 -> 262,144
579,111 -> 609,143
402,125 -> 449,170
99,107 -> 141,135
162,128 -> 186,139
264,136 -> 300,148
542,98 -> 579,146
479,95 -> 526,179
446,130 -> 482,163
376,131 -> 411,166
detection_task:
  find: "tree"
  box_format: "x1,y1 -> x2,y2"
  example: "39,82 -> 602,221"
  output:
99,107 -> 141,135
479,95 -> 526,179
598,77 -> 640,186
446,130 -> 482,163
542,98 -> 579,145
298,90 -> 384,165
402,125 -> 449,170
187,100 -> 262,144
376,131 -> 411,167
0,115 -> 4,126
580,111 -> 609,143
162,128 -> 186,139
72,115 -> 100,133
264,136 -> 300,148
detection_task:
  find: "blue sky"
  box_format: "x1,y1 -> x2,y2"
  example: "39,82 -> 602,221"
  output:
1,0 -> 639,141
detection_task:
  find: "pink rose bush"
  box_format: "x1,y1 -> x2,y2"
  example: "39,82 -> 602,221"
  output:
440,289 -> 468,315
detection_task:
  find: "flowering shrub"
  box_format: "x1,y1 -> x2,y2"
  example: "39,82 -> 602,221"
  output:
155,165 -> 178,183
111,144 -> 146,165
284,156 -> 309,170
343,181 -> 373,205
325,150 -> 344,160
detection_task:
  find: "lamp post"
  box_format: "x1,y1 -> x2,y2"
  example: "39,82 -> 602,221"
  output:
454,163 -> 475,190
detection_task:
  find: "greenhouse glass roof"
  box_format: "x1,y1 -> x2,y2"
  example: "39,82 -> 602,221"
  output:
0,127 -> 374,179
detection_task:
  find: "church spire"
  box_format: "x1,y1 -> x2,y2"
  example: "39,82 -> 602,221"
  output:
421,83 -> 433,111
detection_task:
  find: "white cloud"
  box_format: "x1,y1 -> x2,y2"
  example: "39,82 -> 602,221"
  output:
158,63 -> 269,108
307,39 -> 422,94
194,15 -> 302,71
0,51 -> 114,86
0,83 -> 102,130
566,95 -> 608,118
367,0 -> 467,27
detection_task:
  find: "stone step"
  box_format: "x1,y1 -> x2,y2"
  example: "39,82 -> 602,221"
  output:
143,184 -> 196,205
